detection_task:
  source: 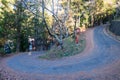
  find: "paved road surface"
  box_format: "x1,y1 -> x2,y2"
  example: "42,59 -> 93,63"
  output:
0,26 -> 120,80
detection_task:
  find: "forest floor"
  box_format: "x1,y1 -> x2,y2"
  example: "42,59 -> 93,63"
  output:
0,25 -> 120,80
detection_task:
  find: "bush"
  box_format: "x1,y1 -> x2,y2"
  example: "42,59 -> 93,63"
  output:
0,47 -> 5,56
20,33 -> 29,52
0,38 -> 6,47
40,34 -> 86,60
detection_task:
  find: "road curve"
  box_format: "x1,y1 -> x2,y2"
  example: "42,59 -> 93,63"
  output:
0,26 -> 120,80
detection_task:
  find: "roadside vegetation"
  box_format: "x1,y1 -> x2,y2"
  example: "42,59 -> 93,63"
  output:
40,34 -> 85,60
0,0 -> 120,58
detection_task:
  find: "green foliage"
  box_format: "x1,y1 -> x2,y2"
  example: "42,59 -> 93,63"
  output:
67,0 -> 117,27
20,32 -> 29,52
0,47 -> 5,56
0,0 -> 118,53
40,35 -> 85,60
1,0 -> 8,7
0,0 -> 36,52
0,38 -> 6,47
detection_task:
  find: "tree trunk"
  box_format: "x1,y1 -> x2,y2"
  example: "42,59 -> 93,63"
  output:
16,1 -> 22,52
74,16 -> 77,38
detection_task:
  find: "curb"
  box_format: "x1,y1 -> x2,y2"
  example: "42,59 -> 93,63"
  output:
103,25 -> 120,42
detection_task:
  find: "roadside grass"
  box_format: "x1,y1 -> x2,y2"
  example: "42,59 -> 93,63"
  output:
39,34 -> 86,60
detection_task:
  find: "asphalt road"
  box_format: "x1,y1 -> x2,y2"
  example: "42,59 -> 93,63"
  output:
0,26 -> 120,80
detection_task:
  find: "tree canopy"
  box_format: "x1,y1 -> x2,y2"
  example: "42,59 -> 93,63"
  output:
0,0 -> 119,53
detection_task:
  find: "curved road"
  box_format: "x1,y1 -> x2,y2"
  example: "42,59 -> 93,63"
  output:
0,26 -> 120,80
